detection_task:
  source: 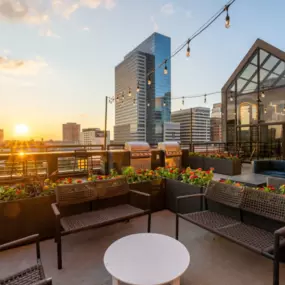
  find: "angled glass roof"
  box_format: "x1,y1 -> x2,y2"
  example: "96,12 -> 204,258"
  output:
228,48 -> 285,95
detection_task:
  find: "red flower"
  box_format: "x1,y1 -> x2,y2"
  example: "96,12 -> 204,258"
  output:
76,179 -> 83,184
197,168 -> 202,171
190,175 -> 198,179
16,190 -> 21,195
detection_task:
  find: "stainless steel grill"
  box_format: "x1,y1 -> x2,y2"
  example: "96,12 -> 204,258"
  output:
158,142 -> 182,168
125,142 -> 151,170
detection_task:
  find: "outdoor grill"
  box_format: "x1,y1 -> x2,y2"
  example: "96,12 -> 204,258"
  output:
158,141 -> 182,169
125,142 -> 151,170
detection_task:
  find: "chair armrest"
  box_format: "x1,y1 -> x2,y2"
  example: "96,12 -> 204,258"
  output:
275,226 -> 285,237
129,190 -> 151,211
176,194 -> 205,214
51,203 -> 61,217
33,278 -> 53,285
0,234 -> 39,252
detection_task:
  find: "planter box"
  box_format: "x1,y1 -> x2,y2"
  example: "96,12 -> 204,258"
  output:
165,179 -> 203,214
204,158 -> 241,176
129,179 -> 165,212
0,195 -> 56,244
188,156 -> 204,170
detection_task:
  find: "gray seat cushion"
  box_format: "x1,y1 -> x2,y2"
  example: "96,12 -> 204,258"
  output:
61,204 -> 144,232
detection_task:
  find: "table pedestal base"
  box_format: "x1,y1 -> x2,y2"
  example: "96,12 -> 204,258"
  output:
112,276 -> 180,285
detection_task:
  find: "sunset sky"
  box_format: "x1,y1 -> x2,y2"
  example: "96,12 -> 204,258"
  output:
0,0 -> 284,140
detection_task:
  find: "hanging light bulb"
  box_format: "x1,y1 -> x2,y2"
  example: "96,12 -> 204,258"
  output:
122,92 -> 125,100
147,102 -> 150,107
163,100 -> 166,107
225,5 -> 230,28
261,89 -> 265,98
116,95 -> 119,102
137,81 -> 140,93
182,96 -> 185,105
283,105 -> 285,112
230,93 -> 234,102
264,108 -> 267,114
133,98 -> 136,106
204,94 -> 207,104
148,75 -> 152,85
128,87 -> 132,97
186,40 -> 190,57
164,60 -> 168,75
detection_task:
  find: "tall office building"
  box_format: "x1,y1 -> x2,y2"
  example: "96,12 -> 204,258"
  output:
80,128 -> 110,146
114,32 -> 171,144
171,107 -> 211,144
62,123 -> 80,143
211,103 -> 222,142
0,129 -> 3,145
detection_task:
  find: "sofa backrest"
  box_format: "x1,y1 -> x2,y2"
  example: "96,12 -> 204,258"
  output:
270,160 -> 285,172
241,188 -> 285,224
205,181 -> 244,208
56,177 -> 129,206
56,182 -> 97,206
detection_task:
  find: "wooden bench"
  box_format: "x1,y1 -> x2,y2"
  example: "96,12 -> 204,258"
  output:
176,181 -> 285,285
52,177 -> 151,269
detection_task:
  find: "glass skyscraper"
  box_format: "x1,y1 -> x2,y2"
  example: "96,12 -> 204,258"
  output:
114,32 -> 171,144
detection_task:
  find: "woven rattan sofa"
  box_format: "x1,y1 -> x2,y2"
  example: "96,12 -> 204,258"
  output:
176,181 -> 285,285
52,177 -> 151,269
0,234 -> 52,285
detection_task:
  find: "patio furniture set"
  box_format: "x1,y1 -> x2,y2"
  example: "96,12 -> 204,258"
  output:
2,177 -> 285,285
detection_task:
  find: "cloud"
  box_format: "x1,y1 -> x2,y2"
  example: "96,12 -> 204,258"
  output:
161,3 -> 174,15
150,16 -> 158,32
40,28 -> 60,38
3,49 -> 11,54
104,0 -> 115,9
0,56 -> 48,75
82,26 -> 90,31
53,0 -> 116,19
0,0 -> 49,24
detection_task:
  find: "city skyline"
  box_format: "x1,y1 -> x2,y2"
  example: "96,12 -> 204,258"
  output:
1,0 -> 285,140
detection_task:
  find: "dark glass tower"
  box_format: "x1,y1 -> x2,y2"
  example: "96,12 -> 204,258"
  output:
114,33 -> 171,144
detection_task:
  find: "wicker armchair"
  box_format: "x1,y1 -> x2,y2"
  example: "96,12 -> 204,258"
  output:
0,234 -> 52,285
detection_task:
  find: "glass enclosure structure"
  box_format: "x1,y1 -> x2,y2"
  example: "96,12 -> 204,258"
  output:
222,39 -> 285,159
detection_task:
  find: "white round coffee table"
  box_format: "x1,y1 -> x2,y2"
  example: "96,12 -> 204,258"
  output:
104,233 -> 190,285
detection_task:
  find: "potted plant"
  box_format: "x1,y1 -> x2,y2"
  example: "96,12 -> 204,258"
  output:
123,166 -> 165,212
0,180 -> 56,244
188,152 -> 205,170
204,153 -> 241,175
164,167 -> 213,213
88,169 -> 127,199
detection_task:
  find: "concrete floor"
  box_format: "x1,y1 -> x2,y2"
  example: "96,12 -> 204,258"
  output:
1,210 -> 285,285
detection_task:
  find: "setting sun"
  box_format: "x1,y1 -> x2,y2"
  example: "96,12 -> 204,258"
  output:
15,124 -> 29,136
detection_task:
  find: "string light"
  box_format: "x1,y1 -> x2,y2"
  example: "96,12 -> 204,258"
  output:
261,88 -> 265,98
164,60 -> 168,75
224,5 -> 230,28
230,92 -> 234,102
186,40 -> 190,57
148,75 -> 152,85
122,92 -> 125,100
163,100 -> 166,107
116,95 -> 119,102
133,98 -> 136,105
204,94 -> 207,103
283,105 -> 285,112
182,96 -> 185,105
137,81 -> 140,93
147,102 -> 150,107
264,108 -> 267,114
128,88 -> 132,97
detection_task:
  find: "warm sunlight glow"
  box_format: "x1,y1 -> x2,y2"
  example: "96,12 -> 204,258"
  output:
15,124 -> 29,136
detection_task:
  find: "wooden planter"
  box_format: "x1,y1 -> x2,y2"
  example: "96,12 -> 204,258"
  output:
165,179 -> 204,214
204,158 -> 241,176
0,195 -> 56,244
129,179 -> 165,212
188,156 -> 204,170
